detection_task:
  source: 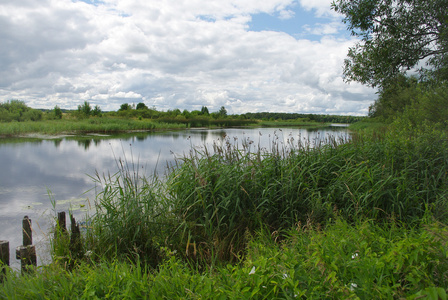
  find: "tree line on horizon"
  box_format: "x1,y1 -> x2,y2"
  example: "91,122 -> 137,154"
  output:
0,99 -> 365,124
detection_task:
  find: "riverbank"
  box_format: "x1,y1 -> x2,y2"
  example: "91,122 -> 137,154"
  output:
0,117 -> 336,138
1,121 -> 447,298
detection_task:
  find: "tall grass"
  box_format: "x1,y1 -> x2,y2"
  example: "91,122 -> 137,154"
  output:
166,129 -> 448,263
45,125 -> 448,271
0,118 -> 187,136
2,124 -> 448,297
86,153 -> 171,267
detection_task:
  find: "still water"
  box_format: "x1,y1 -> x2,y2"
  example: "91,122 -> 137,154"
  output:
0,126 -> 349,268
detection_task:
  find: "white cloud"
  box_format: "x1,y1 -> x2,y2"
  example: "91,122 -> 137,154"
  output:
298,0 -> 339,18
0,0 -> 375,115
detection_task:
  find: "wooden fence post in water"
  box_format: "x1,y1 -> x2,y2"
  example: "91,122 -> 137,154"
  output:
0,241 -> 9,267
57,212 -> 67,233
69,214 -> 82,260
55,211 -> 68,241
22,216 -> 32,246
0,240 -> 9,281
15,216 -> 37,273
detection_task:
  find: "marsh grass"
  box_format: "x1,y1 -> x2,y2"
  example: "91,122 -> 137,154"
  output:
83,146 -> 172,267
0,118 -> 187,136
256,120 -> 329,128
46,126 -> 448,270
166,129 -> 448,264
2,125 -> 448,297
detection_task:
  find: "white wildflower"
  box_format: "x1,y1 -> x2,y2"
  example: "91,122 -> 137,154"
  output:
249,266 -> 256,275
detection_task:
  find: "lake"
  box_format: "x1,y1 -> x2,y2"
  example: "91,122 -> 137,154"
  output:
0,126 -> 350,268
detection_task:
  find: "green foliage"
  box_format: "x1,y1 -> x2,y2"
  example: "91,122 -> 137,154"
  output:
119,103 -> 132,111
92,105 -> 102,117
391,82 -> 448,131
77,101 -> 92,118
242,112 -> 364,123
166,129 -> 448,264
218,106 -> 227,117
0,100 -> 43,122
1,220 -> 447,298
201,106 -> 210,116
332,0 -> 448,87
53,105 -> 63,119
370,77 -> 448,130
88,159 -> 169,267
136,102 -> 148,110
0,118 -> 168,136
369,75 -> 419,120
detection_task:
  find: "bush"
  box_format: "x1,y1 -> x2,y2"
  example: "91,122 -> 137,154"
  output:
0,100 -> 43,122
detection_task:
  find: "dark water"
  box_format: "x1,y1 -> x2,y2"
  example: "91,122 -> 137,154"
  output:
0,126 -> 349,268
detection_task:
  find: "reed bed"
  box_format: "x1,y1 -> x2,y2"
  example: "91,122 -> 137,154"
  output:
166,129 -> 448,263
2,126 -> 448,298
0,118 -> 186,136
68,128 -> 448,267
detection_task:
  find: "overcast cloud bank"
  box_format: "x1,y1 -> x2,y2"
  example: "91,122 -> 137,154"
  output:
0,0 -> 376,115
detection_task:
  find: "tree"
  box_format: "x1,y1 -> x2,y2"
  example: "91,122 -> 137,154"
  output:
136,102 -> 148,110
92,105 -> 102,117
368,74 -> 419,119
218,106 -> 227,117
201,106 -> 210,116
119,103 -> 132,111
78,101 -> 92,117
332,0 -> 448,87
53,105 -> 62,119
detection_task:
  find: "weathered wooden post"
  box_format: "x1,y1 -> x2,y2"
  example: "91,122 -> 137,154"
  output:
69,214 -> 82,260
0,240 -> 9,281
16,216 -> 37,273
22,216 -> 32,246
57,212 -> 67,233
55,211 -> 67,241
0,241 -> 9,266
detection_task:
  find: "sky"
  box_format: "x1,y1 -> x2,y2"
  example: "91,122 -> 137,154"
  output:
0,0 -> 377,115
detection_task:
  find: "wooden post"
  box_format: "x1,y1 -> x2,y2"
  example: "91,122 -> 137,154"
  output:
0,241 -> 9,267
16,216 -> 37,273
69,215 -> 82,260
0,240 -> 9,282
57,212 -> 67,232
55,211 -> 67,241
22,216 -> 32,246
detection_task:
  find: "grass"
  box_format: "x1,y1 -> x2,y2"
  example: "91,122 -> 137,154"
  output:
255,120 -> 330,128
163,128 -> 448,264
1,219 -> 447,299
1,123 -> 448,298
0,118 -> 187,136
0,116 -> 258,137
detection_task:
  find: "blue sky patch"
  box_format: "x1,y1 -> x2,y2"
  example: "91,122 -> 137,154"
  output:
248,7 -> 337,40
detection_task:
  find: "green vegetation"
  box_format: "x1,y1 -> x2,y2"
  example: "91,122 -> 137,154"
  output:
0,100 -> 362,137
332,0 -> 448,87
0,100 -> 43,122
3,111 -> 447,297
0,118 -> 186,136
2,220 -> 447,299
2,1 -> 448,297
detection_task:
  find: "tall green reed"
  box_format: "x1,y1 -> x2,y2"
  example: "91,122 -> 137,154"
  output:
86,145 -> 171,267
166,129 -> 448,264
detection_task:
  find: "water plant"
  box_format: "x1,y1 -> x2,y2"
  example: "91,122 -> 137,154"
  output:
165,128 -> 448,264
